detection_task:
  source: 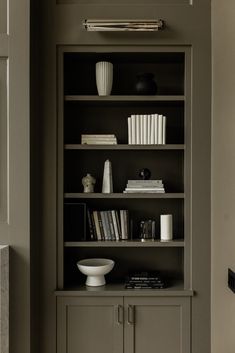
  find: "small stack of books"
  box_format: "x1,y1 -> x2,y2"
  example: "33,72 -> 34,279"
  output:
125,272 -> 165,289
87,209 -> 129,241
123,179 -> 165,193
81,134 -> 117,145
127,114 -> 166,145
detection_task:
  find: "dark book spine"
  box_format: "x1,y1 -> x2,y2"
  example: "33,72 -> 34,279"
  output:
97,211 -> 105,240
107,210 -> 115,240
100,211 -> 108,240
115,210 -> 121,240
104,211 -> 112,240
90,211 -> 97,240
87,209 -> 94,240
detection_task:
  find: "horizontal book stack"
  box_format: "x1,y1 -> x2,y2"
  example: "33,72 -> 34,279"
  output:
127,114 -> 166,145
125,272 -> 165,289
87,209 -> 129,241
123,179 -> 165,193
81,134 -> 117,145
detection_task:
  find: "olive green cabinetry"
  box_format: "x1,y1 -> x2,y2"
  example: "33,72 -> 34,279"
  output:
39,1 -> 211,353
57,296 -> 190,353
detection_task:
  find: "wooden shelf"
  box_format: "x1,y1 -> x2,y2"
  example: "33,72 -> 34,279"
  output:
65,95 -> 185,102
65,144 -> 185,150
64,239 -> 185,247
64,193 -> 185,199
54,282 -> 193,297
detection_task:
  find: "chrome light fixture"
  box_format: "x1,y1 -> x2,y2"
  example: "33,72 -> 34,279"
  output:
83,19 -> 164,32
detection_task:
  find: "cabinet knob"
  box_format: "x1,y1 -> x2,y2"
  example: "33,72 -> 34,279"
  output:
127,305 -> 135,325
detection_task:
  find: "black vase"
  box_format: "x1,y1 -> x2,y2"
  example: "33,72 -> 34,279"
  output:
134,73 -> 158,95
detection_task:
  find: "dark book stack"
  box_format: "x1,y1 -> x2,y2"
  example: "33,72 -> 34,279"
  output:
125,272 -> 165,289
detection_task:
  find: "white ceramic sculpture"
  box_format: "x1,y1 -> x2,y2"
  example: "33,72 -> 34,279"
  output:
96,61 -> 113,96
82,173 -> 96,193
77,258 -> 115,286
102,159 -> 113,193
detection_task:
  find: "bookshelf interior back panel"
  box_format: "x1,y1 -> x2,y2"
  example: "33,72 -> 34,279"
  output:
64,247 -> 184,287
60,48 -> 187,292
64,150 -> 184,193
64,101 -> 184,144
63,198 -> 184,241
64,52 -> 185,96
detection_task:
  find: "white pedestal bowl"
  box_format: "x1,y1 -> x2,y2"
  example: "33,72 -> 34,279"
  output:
77,258 -> 115,286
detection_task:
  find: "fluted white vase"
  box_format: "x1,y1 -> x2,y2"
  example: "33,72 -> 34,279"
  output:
96,61 -> 113,96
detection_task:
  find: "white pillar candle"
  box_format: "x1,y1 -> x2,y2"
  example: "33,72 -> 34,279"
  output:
160,214 -> 173,241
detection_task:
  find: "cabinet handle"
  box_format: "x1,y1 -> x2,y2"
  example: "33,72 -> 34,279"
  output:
116,305 -> 123,325
127,305 -> 135,325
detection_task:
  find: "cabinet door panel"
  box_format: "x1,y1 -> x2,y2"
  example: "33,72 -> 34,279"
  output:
124,297 -> 190,353
0,0 -> 7,33
57,297 -> 123,353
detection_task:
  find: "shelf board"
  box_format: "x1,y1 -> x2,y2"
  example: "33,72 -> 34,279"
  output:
65,95 -> 185,102
55,282 -> 194,297
65,144 -> 185,150
64,193 -> 185,199
64,240 -> 185,247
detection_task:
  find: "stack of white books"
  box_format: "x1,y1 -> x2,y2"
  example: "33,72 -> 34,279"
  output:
123,179 -> 165,193
127,114 -> 166,145
81,134 -> 117,145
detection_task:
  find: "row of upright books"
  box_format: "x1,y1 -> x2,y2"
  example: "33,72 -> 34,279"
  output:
125,272 -> 165,289
87,209 -> 129,241
127,114 -> 166,145
123,179 -> 165,193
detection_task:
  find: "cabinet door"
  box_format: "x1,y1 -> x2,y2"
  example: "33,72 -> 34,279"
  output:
57,296 -> 123,353
124,297 -> 190,353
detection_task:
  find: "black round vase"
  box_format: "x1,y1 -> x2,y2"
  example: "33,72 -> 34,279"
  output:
134,73 -> 157,95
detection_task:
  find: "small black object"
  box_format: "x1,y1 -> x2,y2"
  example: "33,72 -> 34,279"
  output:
228,268 -> 235,293
139,168 -> 151,180
134,73 -> 158,95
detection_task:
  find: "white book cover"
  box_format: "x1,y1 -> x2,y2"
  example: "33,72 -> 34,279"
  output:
81,134 -> 115,138
158,114 -> 163,144
127,179 -> 163,186
131,115 -> 136,144
82,139 -> 117,144
162,115 -> 166,144
154,114 -> 158,144
150,114 -> 155,144
82,138 -> 117,142
93,211 -> 102,240
123,211 -> 129,240
147,115 -> 151,144
125,187 -> 165,191
120,210 -> 125,240
124,190 -> 165,193
136,115 -> 141,145
128,117 -> 132,144
140,115 -> 144,144
143,115 -> 148,144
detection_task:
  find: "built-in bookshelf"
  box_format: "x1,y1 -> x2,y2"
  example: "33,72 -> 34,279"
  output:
58,47 -> 191,292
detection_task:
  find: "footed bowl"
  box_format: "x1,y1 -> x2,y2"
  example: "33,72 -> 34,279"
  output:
77,258 -> 115,286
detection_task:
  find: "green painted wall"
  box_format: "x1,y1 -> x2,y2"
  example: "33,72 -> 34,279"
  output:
212,1 -> 235,352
